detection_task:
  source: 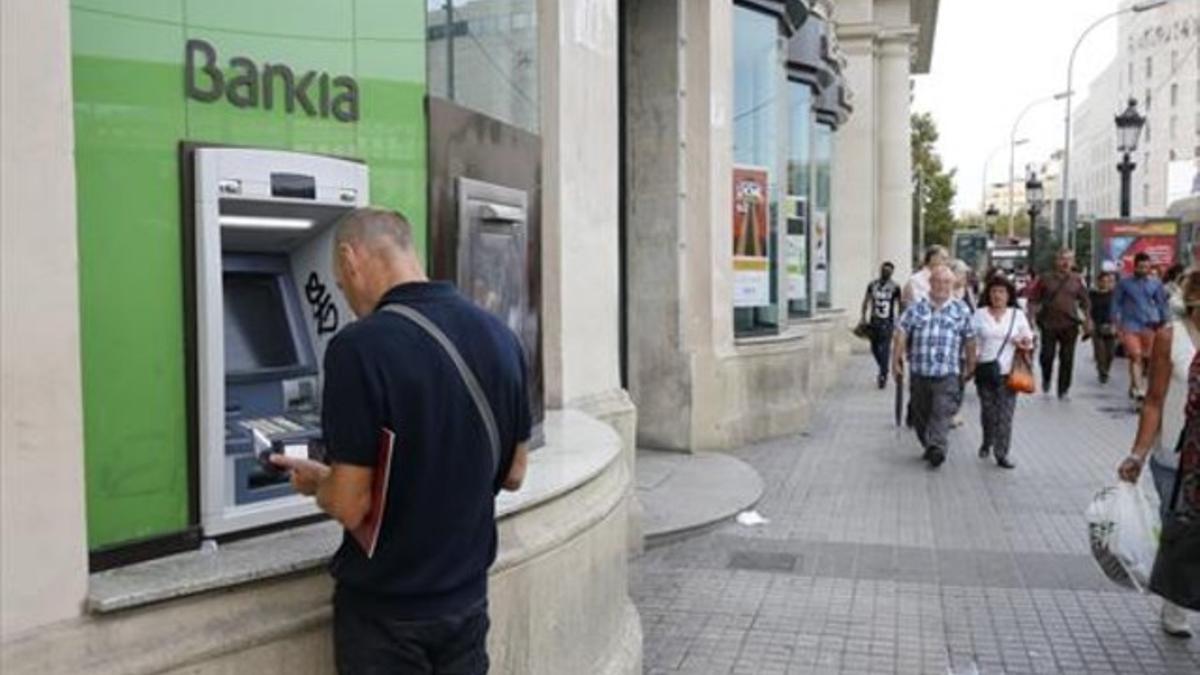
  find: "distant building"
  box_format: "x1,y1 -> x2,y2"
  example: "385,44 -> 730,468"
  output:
1071,0 -> 1200,217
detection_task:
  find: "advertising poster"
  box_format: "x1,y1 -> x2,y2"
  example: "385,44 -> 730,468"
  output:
812,209 -> 829,295
785,196 -> 807,302
1095,219 -> 1179,275
733,166 -> 770,307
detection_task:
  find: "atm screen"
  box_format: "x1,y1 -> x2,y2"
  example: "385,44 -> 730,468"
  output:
223,273 -> 299,373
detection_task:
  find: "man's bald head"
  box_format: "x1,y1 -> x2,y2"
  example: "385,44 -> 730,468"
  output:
332,207 -> 426,318
929,264 -> 954,304
335,207 -> 414,256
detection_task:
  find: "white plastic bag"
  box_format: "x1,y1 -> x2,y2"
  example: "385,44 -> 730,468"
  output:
1086,480 -> 1161,591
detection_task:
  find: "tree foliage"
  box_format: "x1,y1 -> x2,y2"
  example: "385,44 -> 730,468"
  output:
911,112 -> 958,259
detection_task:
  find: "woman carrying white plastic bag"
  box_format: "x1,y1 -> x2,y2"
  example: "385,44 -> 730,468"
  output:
1086,480 -> 1160,590
1116,269 -> 1200,639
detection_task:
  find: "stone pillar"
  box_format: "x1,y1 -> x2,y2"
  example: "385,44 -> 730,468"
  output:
539,0 -> 623,408
623,0 -> 692,449
831,32 -> 878,311
684,0 -> 735,356
1,0 -> 89,638
876,35 -> 915,275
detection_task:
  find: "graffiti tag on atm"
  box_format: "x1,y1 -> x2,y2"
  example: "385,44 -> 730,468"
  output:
304,272 -> 340,336
185,40 -> 360,122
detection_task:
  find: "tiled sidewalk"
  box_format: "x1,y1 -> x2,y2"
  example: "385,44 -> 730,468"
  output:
632,352 -> 1200,674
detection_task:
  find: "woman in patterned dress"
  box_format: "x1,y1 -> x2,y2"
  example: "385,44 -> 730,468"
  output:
1118,269 -> 1200,638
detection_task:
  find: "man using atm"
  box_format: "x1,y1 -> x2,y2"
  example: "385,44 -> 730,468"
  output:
271,207 -> 531,674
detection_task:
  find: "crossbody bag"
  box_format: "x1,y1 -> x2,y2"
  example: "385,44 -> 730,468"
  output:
1036,276 -> 1082,327
380,303 -> 501,480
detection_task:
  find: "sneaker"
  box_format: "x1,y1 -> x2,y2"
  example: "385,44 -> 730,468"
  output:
1162,601 -> 1194,639
877,374 -> 887,389
978,444 -> 990,459
1099,372 -> 1109,384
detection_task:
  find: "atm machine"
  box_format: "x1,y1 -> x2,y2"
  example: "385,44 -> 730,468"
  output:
190,147 -> 367,536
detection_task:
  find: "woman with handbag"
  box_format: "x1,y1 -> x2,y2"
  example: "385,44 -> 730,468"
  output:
972,276 -> 1035,469
1117,269 -> 1200,638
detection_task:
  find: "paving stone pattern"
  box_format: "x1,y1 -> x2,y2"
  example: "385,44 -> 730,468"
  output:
632,354 -> 1200,674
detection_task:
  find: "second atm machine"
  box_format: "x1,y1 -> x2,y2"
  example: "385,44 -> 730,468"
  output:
190,147 -> 367,536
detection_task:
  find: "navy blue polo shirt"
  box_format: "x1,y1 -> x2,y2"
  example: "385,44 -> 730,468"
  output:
321,281 -> 532,618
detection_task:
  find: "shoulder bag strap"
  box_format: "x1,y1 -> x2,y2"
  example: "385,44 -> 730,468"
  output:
989,309 -> 1016,362
380,304 -> 501,477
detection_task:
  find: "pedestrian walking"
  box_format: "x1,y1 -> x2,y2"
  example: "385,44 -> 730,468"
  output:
1114,252 -> 1171,402
972,276 -> 1034,469
949,259 -> 976,429
861,261 -> 901,389
1028,248 -> 1092,399
892,265 -> 977,468
902,244 -> 949,308
1117,268 -> 1200,638
269,208 -> 532,675
1089,271 -> 1118,384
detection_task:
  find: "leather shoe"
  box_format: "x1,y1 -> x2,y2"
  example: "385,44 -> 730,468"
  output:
996,457 -> 1016,469
1162,601 -> 1193,639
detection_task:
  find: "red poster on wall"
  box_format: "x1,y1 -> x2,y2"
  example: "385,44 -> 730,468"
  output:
1095,219 -> 1179,276
733,165 -> 770,308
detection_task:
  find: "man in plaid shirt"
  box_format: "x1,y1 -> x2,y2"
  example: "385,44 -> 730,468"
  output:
892,265 -> 977,467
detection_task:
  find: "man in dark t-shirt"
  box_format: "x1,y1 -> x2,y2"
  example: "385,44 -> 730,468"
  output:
1088,270 -> 1117,384
272,208 -> 531,674
861,261 -> 901,388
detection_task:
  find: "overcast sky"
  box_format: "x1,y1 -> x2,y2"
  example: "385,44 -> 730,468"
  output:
912,0 -> 1123,215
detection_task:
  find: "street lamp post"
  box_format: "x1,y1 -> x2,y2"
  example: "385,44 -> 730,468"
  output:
1115,98 -> 1147,218
1009,95 -> 1067,237
1026,169 -> 1045,273
1061,1 -> 1170,245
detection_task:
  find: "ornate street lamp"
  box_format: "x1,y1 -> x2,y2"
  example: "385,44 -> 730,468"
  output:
1115,98 -> 1146,218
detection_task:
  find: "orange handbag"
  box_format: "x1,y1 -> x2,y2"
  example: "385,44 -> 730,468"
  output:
1007,351 -> 1036,394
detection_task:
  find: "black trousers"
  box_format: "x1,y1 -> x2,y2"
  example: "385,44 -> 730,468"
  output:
334,595 -> 490,675
1039,325 -> 1079,396
868,320 -> 893,378
1093,329 -> 1116,378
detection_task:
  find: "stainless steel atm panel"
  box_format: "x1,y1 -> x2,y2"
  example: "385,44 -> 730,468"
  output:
456,177 -> 529,345
193,147 -> 368,536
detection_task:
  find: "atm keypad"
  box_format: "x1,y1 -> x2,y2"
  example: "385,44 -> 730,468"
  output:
235,415 -> 318,439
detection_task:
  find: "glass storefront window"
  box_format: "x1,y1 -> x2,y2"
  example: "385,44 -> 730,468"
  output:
813,123 -> 834,308
732,6 -> 787,335
786,82 -> 813,317
427,0 -> 539,133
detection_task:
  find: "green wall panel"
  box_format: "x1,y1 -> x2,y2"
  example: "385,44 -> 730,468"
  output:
70,1 -> 427,549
